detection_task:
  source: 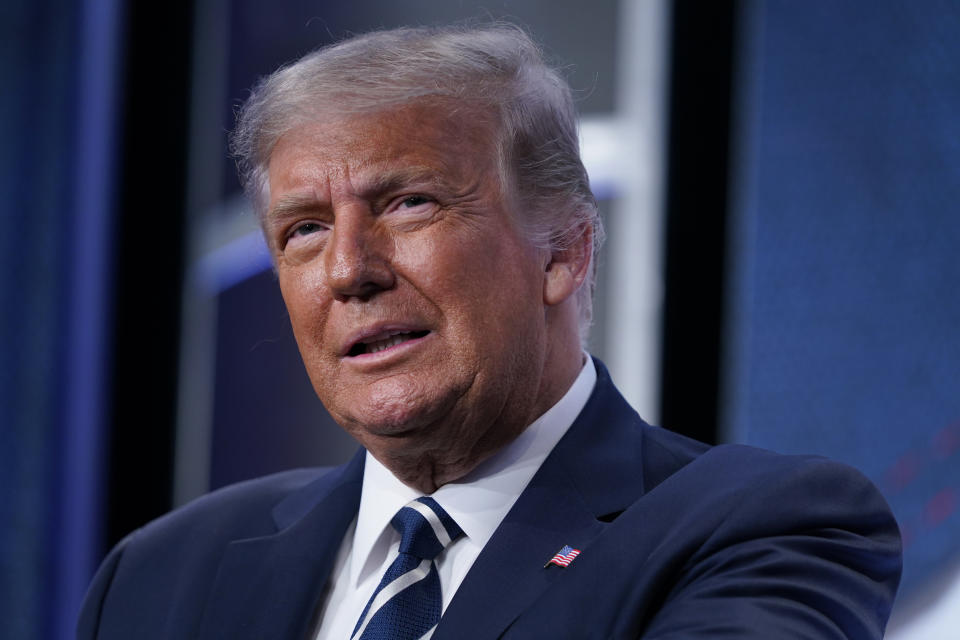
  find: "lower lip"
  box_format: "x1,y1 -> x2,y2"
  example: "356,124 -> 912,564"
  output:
345,332 -> 431,364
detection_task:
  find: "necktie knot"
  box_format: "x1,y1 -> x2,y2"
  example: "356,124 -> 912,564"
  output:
392,497 -> 463,561
351,497 -> 462,639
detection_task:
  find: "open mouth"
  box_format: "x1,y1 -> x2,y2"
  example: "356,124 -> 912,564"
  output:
347,330 -> 430,357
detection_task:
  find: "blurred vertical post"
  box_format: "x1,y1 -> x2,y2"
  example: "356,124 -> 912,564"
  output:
604,0 -> 670,423
57,0 -> 123,636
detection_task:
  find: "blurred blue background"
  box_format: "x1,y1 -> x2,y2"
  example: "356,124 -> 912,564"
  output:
2,1 -> 957,638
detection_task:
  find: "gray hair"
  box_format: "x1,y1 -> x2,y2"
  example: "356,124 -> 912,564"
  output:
231,23 -> 603,340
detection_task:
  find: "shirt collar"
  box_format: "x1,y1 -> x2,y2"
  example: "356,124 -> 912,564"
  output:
349,355 -> 597,586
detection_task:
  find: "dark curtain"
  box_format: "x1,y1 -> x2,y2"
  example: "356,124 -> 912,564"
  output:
0,1 -> 121,637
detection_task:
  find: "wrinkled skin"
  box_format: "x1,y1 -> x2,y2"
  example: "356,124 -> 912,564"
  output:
264,101 -> 590,492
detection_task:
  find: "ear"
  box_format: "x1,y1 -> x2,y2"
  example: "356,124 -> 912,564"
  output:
543,223 -> 593,307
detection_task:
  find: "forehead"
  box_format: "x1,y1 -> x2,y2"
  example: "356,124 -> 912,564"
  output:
267,101 -> 501,193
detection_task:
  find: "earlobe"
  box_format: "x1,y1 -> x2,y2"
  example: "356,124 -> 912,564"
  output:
543,224 -> 593,306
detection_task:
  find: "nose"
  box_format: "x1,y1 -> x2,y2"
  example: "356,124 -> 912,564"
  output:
324,208 -> 395,301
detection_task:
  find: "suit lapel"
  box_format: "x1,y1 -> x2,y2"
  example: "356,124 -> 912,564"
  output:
198,451 -> 364,639
436,360 -> 649,639
195,361 -> 646,639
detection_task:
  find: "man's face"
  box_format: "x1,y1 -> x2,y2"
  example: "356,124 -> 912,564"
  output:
264,102 -> 560,484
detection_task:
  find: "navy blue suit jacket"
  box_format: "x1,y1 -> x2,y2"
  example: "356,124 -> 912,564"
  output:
78,361 -> 901,638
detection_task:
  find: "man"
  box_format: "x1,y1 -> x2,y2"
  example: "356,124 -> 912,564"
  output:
79,24 -> 901,639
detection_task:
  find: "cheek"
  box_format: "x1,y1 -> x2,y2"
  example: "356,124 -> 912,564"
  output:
278,267 -> 329,343
411,233 -> 543,333
410,222 -> 537,283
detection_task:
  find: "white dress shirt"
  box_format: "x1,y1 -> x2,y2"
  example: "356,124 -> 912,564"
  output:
313,357 -> 597,639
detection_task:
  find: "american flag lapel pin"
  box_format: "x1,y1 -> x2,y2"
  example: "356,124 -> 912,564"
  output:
544,544 -> 581,568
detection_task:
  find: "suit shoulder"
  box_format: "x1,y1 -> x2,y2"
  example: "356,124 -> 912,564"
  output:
639,425 -> 878,499
668,443 -> 898,538
639,430 -> 897,538
694,443 -> 876,492
79,467 -> 342,638
639,423 -> 711,491
133,467 -> 331,549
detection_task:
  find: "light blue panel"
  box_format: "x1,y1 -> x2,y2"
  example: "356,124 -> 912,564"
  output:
724,1 -> 960,601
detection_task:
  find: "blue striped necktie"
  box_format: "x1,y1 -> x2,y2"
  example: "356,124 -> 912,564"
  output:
352,497 -> 463,640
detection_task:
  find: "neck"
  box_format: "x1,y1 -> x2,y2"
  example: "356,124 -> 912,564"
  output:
383,344 -> 585,494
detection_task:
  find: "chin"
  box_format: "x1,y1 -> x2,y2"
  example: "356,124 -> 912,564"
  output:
336,383 -> 462,441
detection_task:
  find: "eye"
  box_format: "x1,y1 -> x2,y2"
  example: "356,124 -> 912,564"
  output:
282,220 -> 329,253
399,195 -> 431,208
290,222 -> 324,237
386,194 -> 437,223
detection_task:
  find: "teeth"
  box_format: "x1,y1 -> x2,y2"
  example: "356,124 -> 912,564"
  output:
366,333 -> 410,354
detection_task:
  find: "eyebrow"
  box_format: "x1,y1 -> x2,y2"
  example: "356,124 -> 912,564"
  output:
267,193 -> 324,225
361,164 -> 452,197
267,163 -> 459,222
